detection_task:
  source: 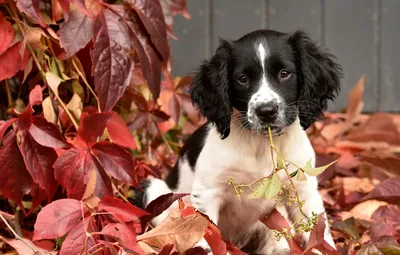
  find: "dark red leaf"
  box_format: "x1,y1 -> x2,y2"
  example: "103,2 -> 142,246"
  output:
203,223 -> 227,255
59,216 -> 96,255
78,112 -> 113,146
29,85 -> 43,106
59,7 -> 94,59
141,193 -> 188,227
129,112 -> 148,130
16,106 -> 33,131
152,109 -> 170,122
29,116 -> 70,148
303,214 -> 339,255
127,89 -> 149,111
370,222 -> 398,242
101,223 -> 144,254
127,0 -> 169,61
15,0 -> 46,27
98,196 -> 149,222
372,205 -> 400,225
0,131 -> 33,211
363,177 -> 400,203
33,199 -> 85,240
122,7 -> 162,100
0,13 -> 15,55
92,8 -> 134,111
184,247 -> 207,255
107,113 -> 136,149
54,148 -> 113,199
158,244 -> 174,255
169,93 -> 180,124
18,131 -> 58,200
159,0 -> 190,37
0,42 -> 30,81
362,156 -> 400,178
0,118 -> 16,141
91,141 -> 138,186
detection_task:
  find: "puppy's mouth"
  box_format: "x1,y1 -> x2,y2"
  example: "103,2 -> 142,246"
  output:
239,114 -> 285,136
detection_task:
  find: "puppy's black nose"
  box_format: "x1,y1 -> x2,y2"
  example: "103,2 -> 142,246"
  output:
255,102 -> 279,122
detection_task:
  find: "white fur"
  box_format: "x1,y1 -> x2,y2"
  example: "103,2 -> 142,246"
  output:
145,115 -> 334,254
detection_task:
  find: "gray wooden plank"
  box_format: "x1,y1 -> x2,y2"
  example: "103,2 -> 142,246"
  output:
211,0 -> 266,52
380,0 -> 400,112
169,0 -> 210,76
324,0 -> 379,112
268,0 -> 322,42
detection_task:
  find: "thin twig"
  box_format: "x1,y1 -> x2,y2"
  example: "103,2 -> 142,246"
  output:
5,80 -> 12,108
0,213 -> 43,255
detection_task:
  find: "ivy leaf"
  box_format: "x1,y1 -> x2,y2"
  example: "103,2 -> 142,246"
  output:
59,216 -> 96,255
127,0 -> 170,61
29,85 -> 43,106
54,148 -> 113,199
277,159 -> 285,170
33,199 -> 85,240
331,217 -> 360,240
91,141 -> 139,187
98,196 -> 149,223
0,42 -> 30,81
15,0 -> 46,27
18,131 -> 58,201
59,7 -> 94,59
296,170 -> 307,182
289,169 -> 298,178
121,6 -> 162,100
0,131 -> 33,211
92,8 -> 134,112
106,113 -> 136,149
363,177 -> 400,203
302,160 -> 338,176
77,112 -> 113,147
29,116 -> 70,148
0,13 -> 15,56
101,223 -> 144,254
361,156 -> 400,178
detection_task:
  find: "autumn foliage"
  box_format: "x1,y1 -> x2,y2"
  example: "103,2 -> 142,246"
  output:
0,0 -> 399,254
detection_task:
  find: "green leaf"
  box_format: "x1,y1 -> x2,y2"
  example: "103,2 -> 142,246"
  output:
264,173 -> 282,199
302,160 -> 338,176
296,170 -> 307,182
332,217 -> 360,240
289,169 -> 298,178
248,180 -> 269,199
277,159 -> 286,169
304,158 -> 313,168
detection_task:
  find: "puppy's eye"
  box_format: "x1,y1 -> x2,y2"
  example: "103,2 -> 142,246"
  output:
279,70 -> 291,80
237,75 -> 248,84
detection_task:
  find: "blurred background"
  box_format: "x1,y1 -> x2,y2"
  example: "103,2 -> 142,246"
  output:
168,0 -> 399,113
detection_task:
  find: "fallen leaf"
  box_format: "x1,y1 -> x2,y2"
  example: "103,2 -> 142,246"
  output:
363,177 -> 400,203
362,156 -> 400,178
101,223 -> 144,254
346,75 -> 365,121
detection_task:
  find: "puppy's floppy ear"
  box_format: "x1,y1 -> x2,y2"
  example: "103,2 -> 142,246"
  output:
288,30 -> 343,129
190,39 -> 232,139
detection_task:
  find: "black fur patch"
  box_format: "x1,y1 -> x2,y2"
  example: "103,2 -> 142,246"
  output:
132,180 -> 151,209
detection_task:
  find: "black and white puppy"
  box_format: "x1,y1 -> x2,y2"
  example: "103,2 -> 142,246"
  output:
140,29 -> 342,254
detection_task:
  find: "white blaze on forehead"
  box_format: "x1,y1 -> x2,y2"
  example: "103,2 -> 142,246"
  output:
257,43 -> 268,71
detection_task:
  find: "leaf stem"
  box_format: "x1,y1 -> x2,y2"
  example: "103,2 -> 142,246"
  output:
0,212 -> 43,255
5,80 -> 13,108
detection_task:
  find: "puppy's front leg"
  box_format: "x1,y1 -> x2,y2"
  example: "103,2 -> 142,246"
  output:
191,182 -> 223,254
284,175 -> 335,248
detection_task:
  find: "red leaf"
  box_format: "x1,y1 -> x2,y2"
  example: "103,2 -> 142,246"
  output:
18,131 -> 58,200
127,89 -> 149,111
160,0 -> 190,37
59,216 -> 96,255
54,148 -> 113,199
102,223 -> 144,253
169,93 -> 180,124
107,113 -> 136,149
91,141 -> 138,186
0,118 -> 16,141
203,223 -> 227,255
29,85 -> 43,106
98,196 -> 149,222
78,112 -> 113,146
29,116 -> 70,148
0,131 -> 33,210
15,0 -> 46,27
16,106 -> 33,131
92,8 -> 134,111
122,7 -> 162,100
0,42 -> 30,81
361,156 -> 400,178
0,13 -> 15,56
59,7 -> 94,59
33,199 -> 85,240
303,214 -> 339,255
141,192 -> 188,227
372,205 -> 400,225
127,0 -> 170,61
260,208 -> 303,254
363,177 -> 400,203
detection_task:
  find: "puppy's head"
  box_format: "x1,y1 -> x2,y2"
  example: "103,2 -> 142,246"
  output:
190,30 -> 343,139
